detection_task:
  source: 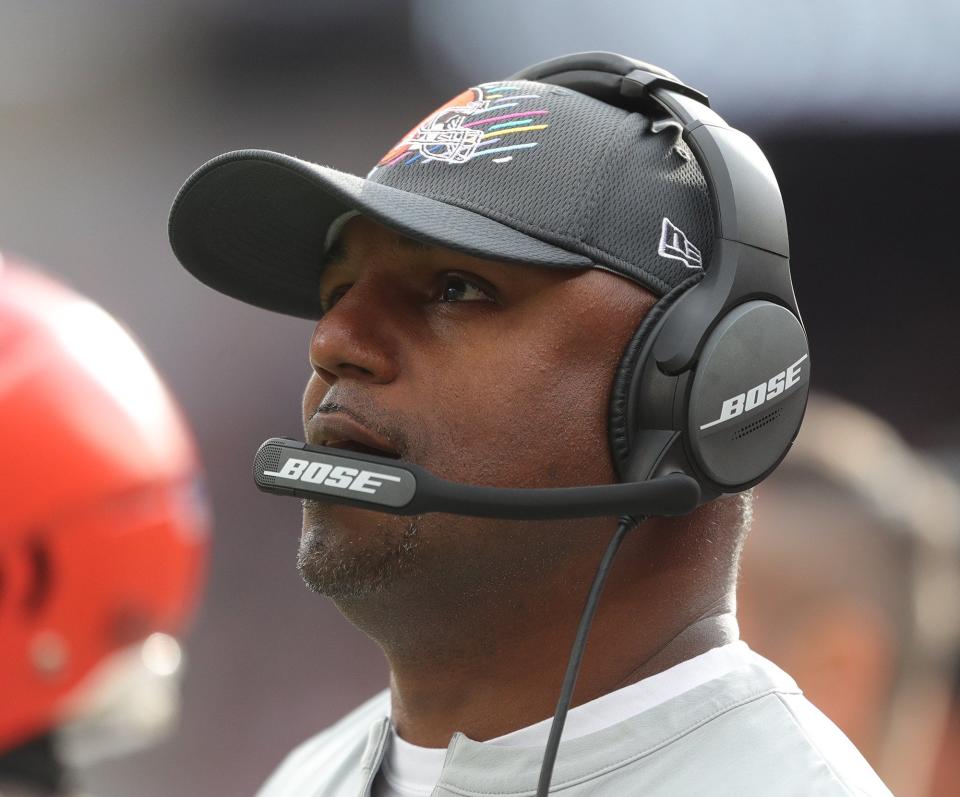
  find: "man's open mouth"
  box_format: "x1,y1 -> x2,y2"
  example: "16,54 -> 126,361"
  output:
307,409 -> 403,460
321,439 -> 401,459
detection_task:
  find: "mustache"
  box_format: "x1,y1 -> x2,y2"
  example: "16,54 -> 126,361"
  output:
306,399 -> 412,458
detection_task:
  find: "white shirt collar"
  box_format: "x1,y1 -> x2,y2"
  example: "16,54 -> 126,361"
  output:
378,640 -> 754,795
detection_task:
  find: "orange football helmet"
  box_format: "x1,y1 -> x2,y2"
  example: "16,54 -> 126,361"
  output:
0,255 -> 209,752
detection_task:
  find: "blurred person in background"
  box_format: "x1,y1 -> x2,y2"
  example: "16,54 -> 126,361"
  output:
927,658 -> 960,796
926,442 -> 960,797
738,393 -> 960,797
0,256 -> 210,797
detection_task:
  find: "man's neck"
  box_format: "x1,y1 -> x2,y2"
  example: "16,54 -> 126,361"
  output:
380,584 -> 738,748
332,508 -> 743,749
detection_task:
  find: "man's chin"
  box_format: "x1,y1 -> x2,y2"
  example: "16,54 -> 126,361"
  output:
296,502 -> 421,600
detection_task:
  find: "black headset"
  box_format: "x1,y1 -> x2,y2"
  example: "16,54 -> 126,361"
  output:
512,52 -> 810,503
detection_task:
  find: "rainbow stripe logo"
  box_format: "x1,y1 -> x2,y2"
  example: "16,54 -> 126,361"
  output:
372,83 -> 551,170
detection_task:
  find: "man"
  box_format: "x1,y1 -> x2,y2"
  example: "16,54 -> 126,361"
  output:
168,53 -> 890,795
0,257 -> 209,796
739,394 -> 960,797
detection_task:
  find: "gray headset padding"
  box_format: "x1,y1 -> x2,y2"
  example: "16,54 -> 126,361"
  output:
608,274 -> 701,479
508,52 -> 683,105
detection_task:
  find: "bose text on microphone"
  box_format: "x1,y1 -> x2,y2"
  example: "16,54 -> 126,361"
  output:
254,437 -> 702,520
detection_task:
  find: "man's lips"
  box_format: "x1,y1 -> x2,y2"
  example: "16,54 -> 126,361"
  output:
305,412 -> 401,459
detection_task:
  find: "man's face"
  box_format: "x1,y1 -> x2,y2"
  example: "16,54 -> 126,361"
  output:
299,215 -> 654,602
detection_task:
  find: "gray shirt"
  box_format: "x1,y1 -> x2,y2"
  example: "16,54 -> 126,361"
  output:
256,648 -> 892,796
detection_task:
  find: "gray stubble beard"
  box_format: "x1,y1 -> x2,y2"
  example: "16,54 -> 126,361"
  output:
296,509 -> 423,600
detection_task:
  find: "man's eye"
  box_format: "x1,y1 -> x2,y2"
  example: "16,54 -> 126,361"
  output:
438,275 -> 493,303
322,284 -> 351,312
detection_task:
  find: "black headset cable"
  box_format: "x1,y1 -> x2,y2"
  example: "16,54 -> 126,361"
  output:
536,514 -> 642,796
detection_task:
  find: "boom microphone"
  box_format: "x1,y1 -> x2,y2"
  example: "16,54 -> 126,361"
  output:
253,437 -> 701,519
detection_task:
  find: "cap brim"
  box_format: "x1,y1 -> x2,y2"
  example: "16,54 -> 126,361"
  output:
168,149 -> 593,319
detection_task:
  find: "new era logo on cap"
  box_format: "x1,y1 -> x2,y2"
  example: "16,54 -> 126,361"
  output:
658,217 -> 702,269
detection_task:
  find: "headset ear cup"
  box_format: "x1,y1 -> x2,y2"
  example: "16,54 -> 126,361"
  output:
686,301 -> 810,489
608,276 -> 701,480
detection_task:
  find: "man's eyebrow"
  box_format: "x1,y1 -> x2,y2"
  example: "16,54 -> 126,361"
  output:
393,235 -> 435,254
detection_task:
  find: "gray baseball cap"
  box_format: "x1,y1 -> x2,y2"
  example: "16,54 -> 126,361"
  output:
168,75 -> 714,319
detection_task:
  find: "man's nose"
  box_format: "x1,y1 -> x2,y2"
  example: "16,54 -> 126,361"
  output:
308,282 -> 400,386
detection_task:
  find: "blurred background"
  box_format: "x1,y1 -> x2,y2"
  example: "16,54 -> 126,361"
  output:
1,2 -> 958,795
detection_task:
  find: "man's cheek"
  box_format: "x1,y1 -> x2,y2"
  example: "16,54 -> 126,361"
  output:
528,359 -> 620,483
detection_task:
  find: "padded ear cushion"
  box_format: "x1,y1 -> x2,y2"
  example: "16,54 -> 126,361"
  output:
608,274 -> 702,479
